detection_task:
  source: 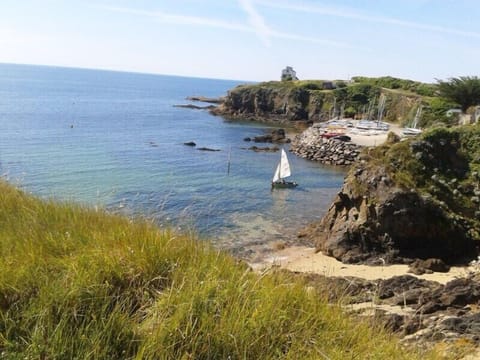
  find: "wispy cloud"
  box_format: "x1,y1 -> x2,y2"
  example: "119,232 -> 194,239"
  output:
100,4 -> 353,49
371,17 -> 480,40
257,0 -> 480,40
237,0 -> 271,46
100,5 -> 250,32
271,30 -> 352,48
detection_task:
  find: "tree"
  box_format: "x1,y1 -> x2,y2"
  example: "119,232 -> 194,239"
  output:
437,76 -> 480,112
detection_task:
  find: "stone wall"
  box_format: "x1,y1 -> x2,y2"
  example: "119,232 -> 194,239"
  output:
290,126 -> 362,166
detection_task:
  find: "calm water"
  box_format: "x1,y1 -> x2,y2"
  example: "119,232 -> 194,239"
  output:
0,64 -> 345,259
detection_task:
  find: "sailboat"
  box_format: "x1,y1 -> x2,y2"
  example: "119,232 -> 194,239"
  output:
272,149 -> 298,189
355,95 -> 390,132
402,105 -> 423,136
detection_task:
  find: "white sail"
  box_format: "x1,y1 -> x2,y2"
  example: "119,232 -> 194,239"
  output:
272,149 -> 291,182
280,149 -> 291,178
272,164 -> 281,182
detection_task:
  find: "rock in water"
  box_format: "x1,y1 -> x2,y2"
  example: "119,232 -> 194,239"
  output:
252,128 -> 287,143
197,147 -> 221,152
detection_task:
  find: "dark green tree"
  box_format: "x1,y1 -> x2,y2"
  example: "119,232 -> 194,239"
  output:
437,76 -> 480,112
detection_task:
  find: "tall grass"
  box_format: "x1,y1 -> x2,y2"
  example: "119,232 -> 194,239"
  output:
0,180 -> 442,359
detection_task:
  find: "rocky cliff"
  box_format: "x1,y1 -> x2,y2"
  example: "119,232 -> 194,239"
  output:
211,80 -> 424,126
211,83 -> 313,125
300,125 -> 480,265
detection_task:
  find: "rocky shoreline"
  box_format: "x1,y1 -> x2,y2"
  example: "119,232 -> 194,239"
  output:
254,244 -> 480,355
290,125 -> 362,166
186,96 -> 224,104
184,86 -> 480,357
308,272 -> 480,352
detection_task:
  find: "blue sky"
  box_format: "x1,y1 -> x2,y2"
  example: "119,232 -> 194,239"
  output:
1,0 -> 479,82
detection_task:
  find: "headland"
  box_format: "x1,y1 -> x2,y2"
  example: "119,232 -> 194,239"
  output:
195,76 -> 480,352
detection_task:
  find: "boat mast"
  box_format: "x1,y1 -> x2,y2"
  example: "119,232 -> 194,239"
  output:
377,94 -> 386,124
279,149 -> 283,179
331,97 -> 337,119
412,105 -> 422,129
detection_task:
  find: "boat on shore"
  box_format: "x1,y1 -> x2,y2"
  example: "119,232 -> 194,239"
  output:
355,120 -> 390,131
402,127 -> 422,136
402,105 -> 423,136
355,94 -> 390,132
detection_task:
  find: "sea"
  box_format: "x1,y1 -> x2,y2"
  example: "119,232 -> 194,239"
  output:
0,63 -> 346,260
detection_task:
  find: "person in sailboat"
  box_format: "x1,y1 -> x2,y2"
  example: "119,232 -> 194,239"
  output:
271,178 -> 287,190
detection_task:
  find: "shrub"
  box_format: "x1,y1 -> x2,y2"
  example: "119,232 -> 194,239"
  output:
437,76 -> 480,112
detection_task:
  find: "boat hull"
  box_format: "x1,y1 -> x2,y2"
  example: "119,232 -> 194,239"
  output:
402,127 -> 422,136
271,181 -> 298,189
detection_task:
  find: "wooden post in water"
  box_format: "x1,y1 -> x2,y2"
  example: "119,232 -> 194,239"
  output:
227,146 -> 232,175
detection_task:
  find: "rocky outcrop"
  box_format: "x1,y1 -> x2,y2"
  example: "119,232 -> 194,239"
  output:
246,146 -> 279,153
211,84 -> 323,125
251,129 -> 289,143
174,104 -> 216,110
408,258 -> 450,275
304,170 -> 475,264
301,126 -> 480,265
186,96 -> 223,104
378,274 -> 480,345
301,272 -> 480,351
197,147 -> 221,152
290,126 -> 361,165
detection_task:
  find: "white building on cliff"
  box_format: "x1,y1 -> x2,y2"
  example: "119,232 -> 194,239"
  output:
281,66 -> 298,81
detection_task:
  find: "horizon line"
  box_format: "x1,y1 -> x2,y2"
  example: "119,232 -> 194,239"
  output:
0,61 -> 464,84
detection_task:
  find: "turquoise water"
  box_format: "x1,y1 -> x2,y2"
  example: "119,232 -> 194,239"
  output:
0,64 -> 345,259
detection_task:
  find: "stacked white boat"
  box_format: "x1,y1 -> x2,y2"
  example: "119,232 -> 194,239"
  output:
351,94 -> 390,135
402,105 -> 423,136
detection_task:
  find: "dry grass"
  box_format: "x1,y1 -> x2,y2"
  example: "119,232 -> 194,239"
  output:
0,180 -> 446,359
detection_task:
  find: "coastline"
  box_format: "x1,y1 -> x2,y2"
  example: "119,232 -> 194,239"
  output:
244,120 -> 480,354
250,245 -> 472,285
235,110 -> 480,354
182,93 -> 477,283
250,244 -> 480,355
4,66 -> 480,358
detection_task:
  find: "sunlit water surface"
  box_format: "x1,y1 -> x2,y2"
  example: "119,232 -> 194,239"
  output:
0,64 -> 346,260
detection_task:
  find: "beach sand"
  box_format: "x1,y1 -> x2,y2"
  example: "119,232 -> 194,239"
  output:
251,246 -> 473,285
346,123 -> 404,147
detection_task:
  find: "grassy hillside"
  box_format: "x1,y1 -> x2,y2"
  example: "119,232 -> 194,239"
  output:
0,180 -> 445,359
223,76 -> 457,127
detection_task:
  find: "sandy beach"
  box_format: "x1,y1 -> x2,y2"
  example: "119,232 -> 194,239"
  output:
251,246 -> 474,285
346,122 -> 404,147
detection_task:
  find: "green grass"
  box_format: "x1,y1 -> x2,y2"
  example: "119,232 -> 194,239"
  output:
0,180 -> 444,359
